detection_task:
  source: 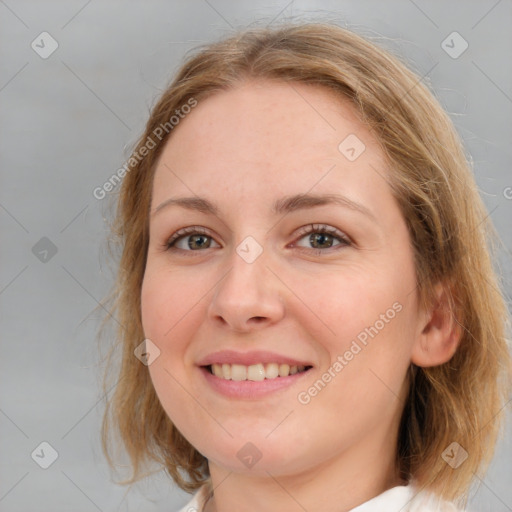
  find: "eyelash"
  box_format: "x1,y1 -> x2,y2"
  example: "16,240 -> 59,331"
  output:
163,224 -> 351,256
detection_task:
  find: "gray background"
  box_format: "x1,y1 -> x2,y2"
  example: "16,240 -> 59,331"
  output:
1,1 -> 511,511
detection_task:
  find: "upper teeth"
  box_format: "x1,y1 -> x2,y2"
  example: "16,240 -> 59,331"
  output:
211,363 -> 307,381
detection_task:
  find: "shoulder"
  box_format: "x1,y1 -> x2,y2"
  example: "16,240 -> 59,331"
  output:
408,484 -> 467,512
175,482 -> 468,512
350,482 -> 467,512
175,485 -> 211,512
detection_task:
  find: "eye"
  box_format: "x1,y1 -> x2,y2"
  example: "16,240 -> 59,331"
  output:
165,226 -> 220,253
292,224 -> 351,254
163,223 -> 351,256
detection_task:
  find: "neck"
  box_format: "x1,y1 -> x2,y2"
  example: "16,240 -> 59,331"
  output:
203,432 -> 406,512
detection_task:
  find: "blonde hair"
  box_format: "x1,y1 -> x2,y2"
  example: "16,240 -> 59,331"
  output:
99,22 -> 512,505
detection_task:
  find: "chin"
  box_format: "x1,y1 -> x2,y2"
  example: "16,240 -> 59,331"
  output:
194,435 -> 309,476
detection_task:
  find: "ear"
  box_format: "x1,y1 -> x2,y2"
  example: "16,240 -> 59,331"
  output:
411,282 -> 462,368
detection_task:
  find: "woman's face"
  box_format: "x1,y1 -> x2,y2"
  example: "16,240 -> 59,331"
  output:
141,80 -> 423,478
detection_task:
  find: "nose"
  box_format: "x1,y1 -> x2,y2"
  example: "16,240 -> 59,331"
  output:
207,247 -> 286,333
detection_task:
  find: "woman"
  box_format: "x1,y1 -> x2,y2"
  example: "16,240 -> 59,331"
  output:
100,22 -> 512,512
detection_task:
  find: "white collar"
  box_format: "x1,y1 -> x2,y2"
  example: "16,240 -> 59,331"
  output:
350,484 -> 414,511
178,482 -> 464,512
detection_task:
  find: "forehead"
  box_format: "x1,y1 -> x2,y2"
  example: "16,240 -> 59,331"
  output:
151,80 -> 389,212
158,80 -> 369,161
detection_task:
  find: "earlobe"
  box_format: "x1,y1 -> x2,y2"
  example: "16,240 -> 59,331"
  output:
411,283 -> 462,368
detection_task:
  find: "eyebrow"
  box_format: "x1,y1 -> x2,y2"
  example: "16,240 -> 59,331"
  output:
152,193 -> 376,221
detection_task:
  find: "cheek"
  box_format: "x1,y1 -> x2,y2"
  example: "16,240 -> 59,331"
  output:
141,266 -> 208,429
310,267 -> 407,342
141,265 -> 203,343
299,291 -> 413,439
307,257 -> 417,391
140,264 -> 208,406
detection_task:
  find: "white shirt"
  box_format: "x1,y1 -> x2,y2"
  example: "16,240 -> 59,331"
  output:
177,482 -> 467,511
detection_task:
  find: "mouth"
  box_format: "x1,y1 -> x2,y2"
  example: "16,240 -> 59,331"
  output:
197,350 -> 315,398
203,363 -> 313,381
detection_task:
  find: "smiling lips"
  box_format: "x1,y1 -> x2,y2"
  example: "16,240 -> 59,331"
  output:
198,350 -> 313,382
210,362 -> 310,381
198,350 -> 314,398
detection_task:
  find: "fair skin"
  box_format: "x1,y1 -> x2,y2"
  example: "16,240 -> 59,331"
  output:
141,80 -> 460,512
